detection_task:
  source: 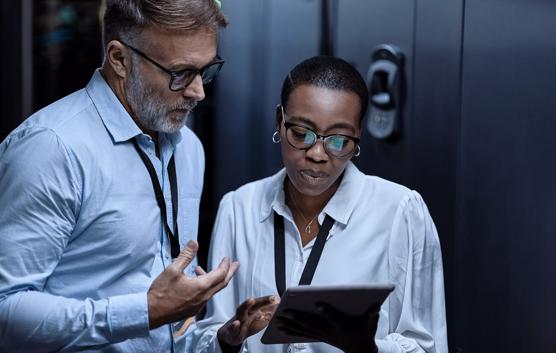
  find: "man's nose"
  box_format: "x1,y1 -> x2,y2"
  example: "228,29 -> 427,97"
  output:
182,74 -> 205,102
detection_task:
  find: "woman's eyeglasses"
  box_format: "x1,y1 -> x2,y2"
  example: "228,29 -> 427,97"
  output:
280,105 -> 360,158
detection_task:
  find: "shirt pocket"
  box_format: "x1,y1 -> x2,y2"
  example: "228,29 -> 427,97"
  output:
178,195 -> 201,274
178,195 -> 201,240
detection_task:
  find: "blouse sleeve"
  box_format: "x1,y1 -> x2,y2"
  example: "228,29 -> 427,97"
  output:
376,191 -> 448,353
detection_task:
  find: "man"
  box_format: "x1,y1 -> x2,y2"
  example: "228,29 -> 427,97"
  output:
0,1 -> 237,352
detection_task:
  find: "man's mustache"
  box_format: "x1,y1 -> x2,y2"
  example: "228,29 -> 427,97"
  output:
169,100 -> 197,111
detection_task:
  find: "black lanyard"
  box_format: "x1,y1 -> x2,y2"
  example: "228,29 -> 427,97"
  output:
273,211 -> 335,297
133,139 -> 180,258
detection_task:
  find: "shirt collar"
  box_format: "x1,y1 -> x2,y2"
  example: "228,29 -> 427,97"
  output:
85,69 -> 183,145
260,161 -> 364,226
260,168 -> 289,222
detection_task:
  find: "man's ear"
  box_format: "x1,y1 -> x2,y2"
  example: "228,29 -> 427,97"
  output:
275,104 -> 283,132
105,40 -> 132,79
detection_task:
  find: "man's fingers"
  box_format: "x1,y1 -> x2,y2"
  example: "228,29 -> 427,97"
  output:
197,257 -> 239,292
225,261 -> 240,282
195,266 -> 207,276
172,240 -> 199,272
197,257 -> 230,287
211,260 -> 239,294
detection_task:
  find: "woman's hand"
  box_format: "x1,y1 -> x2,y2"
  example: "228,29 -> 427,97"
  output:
275,302 -> 380,353
217,295 -> 280,351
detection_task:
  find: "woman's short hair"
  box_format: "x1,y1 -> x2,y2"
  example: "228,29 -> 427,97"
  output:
281,56 -> 369,123
102,0 -> 228,47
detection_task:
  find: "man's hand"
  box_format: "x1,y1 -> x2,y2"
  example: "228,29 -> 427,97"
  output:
217,295 -> 280,349
147,240 -> 239,329
275,302 -> 380,353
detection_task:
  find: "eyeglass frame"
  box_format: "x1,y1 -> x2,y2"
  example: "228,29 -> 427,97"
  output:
120,41 -> 225,92
279,105 -> 361,158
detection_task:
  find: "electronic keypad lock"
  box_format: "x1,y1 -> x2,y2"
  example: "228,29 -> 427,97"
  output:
366,44 -> 404,139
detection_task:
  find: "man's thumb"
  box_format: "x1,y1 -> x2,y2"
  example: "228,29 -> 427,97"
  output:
173,240 -> 198,272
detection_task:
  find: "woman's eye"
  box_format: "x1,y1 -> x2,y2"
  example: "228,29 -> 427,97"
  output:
291,129 -> 307,138
329,137 -> 348,150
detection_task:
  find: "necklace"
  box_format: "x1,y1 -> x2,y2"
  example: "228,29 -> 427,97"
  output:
288,190 -> 319,235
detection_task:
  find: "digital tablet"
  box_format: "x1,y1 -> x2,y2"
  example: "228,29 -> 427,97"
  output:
260,283 -> 395,345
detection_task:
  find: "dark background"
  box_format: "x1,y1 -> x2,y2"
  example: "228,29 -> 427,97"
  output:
1,1 -> 555,352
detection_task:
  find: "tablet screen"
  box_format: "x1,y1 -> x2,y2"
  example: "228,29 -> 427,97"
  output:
261,283 -> 395,345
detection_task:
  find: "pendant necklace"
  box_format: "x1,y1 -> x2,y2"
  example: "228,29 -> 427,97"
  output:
288,190 -> 319,235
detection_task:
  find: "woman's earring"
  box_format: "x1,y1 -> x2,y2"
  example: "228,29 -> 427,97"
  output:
354,145 -> 361,157
272,131 -> 281,143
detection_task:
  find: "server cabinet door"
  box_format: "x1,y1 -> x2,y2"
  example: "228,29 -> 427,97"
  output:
213,0 -> 321,201
455,1 -> 556,352
336,0 -> 415,186
337,1 -> 465,352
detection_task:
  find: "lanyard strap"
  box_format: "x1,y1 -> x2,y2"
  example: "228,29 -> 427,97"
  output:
133,139 -> 180,258
273,211 -> 335,297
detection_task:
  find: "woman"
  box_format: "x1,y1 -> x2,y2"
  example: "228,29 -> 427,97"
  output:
193,56 -> 448,353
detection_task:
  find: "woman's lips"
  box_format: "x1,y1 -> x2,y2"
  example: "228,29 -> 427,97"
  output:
299,169 -> 329,185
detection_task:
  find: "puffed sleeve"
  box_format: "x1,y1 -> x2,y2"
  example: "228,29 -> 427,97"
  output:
192,192 -> 248,353
376,191 -> 448,353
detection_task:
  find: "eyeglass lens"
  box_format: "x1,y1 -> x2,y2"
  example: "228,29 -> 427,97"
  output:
170,62 -> 223,90
286,126 -> 356,157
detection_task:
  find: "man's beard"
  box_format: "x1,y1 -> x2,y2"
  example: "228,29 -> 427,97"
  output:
126,65 -> 197,134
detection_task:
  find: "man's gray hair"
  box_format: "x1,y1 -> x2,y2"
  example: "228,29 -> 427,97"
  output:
102,0 -> 228,47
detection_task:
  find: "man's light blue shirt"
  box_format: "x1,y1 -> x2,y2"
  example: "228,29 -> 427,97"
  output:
0,70 -> 204,352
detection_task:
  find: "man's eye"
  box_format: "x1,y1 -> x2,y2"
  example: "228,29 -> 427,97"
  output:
177,69 -> 198,79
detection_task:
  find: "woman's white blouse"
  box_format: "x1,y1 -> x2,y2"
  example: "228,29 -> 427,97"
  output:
193,162 -> 448,353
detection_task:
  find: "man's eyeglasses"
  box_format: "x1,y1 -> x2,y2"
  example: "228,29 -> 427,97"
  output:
280,105 -> 360,158
121,41 -> 225,92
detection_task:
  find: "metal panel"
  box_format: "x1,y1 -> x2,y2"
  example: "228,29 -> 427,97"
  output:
456,0 -> 556,351
212,0 -> 321,202
412,1 -> 464,351
336,0 -> 415,186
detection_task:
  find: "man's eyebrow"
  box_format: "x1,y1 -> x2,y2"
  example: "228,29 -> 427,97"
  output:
169,55 -> 218,72
168,62 -> 198,72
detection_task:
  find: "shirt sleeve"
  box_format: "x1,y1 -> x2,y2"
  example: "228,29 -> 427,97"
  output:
376,191 -> 448,353
192,192 -> 247,353
0,128 -> 150,352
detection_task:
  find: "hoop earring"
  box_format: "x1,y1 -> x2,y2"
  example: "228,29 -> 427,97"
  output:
272,131 -> 281,143
354,145 -> 361,157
